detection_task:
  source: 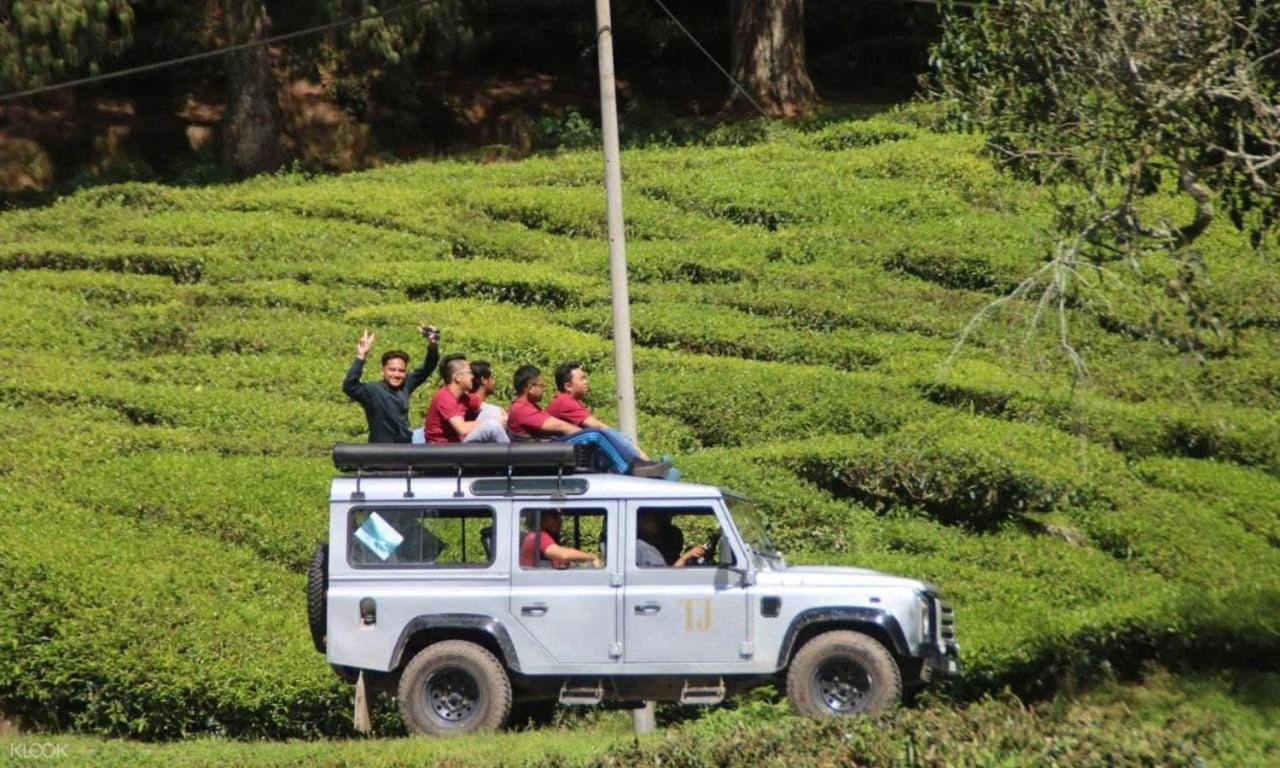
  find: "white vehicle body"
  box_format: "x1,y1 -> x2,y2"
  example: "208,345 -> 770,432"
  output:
312,444 -> 959,732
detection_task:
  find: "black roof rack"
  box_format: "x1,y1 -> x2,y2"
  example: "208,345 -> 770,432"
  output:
333,442 -> 584,476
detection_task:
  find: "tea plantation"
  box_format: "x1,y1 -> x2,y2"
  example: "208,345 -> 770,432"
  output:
0,112 -> 1277,756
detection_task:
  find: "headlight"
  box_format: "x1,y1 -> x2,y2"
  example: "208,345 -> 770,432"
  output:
916,592 -> 932,640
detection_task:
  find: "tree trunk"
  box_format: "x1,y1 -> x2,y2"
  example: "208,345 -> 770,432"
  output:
728,0 -> 818,117
220,0 -> 284,176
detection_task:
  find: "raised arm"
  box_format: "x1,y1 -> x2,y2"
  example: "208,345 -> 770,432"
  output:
342,330 -> 375,403
405,324 -> 440,394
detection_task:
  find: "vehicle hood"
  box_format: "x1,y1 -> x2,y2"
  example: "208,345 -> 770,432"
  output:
756,565 -> 926,592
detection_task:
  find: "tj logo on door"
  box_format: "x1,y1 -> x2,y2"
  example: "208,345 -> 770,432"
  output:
680,599 -> 713,631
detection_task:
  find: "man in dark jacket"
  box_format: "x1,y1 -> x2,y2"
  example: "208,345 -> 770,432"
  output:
342,325 -> 439,443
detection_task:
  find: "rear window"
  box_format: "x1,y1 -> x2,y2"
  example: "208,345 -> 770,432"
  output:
348,507 -> 495,568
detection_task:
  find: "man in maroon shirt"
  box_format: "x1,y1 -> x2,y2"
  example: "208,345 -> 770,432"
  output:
519,509 -> 601,568
424,354 -> 509,444
548,361 -> 652,460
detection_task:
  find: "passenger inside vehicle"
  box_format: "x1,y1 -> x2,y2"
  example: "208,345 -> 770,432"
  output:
519,508 -> 603,569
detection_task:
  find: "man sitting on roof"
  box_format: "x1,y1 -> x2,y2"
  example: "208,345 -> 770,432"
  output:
424,354 -> 510,444
466,360 -> 506,425
342,325 -> 439,444
509,363 -> 671,478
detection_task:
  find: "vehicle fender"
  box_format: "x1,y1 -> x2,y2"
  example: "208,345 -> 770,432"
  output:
775,607 -> 912,669
390,614 -> 521,673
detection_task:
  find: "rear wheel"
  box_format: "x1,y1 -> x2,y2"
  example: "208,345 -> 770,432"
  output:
786,630 -> 901,717
398,640 -> 512,736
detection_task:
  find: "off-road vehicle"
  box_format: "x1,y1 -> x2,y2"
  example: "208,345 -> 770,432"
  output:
308,443 -> 959,735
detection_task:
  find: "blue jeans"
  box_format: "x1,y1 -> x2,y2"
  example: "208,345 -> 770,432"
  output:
560,428 -> 641,474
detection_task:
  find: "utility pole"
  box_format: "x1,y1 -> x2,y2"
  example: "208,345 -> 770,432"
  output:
594,0 -> 638,444
594,0 -> 653,737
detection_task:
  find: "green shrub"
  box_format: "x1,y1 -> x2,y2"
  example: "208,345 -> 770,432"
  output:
0,241 -> 210,283
0,493 -> 350,739
801,117 -> 919,150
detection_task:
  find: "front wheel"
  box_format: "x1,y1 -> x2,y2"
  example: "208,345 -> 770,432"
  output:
786,630 -> 902,717
397,640 -> 512,736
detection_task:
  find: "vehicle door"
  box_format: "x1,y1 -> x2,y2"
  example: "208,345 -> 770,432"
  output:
622,501 -> 750,664
509,501 -> 620,664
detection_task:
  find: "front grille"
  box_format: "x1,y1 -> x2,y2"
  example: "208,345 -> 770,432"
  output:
939,601 -> 955,642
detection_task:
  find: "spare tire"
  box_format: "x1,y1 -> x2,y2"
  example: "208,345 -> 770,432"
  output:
307,542 -> 328,653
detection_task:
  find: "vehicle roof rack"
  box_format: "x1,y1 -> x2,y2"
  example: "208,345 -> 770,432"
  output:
332,443 -> 584,476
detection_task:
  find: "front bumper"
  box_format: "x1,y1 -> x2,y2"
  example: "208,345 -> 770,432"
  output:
925,640 -> 962,677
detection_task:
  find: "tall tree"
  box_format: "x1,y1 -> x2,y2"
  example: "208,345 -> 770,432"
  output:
219,0 -> 283,176
728,0 -> 818,117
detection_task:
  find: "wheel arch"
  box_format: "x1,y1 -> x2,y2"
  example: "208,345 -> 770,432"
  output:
391,614 -> 522,673
776,607 -> 911,670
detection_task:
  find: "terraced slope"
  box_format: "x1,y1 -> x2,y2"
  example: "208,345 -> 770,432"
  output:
0,115 -> 1277,739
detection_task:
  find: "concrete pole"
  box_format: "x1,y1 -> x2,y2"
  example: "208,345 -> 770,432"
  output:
594,0 -> 652,736
594,0 -> 638,444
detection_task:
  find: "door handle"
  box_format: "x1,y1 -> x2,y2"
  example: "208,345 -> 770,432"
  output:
634,602 -> 661,615
521,604 -> 549,617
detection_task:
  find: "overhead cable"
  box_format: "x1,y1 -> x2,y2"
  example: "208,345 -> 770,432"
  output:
0,0 -> 436,103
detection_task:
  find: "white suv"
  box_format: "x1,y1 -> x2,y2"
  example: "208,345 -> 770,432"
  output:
308,443 -> 959,735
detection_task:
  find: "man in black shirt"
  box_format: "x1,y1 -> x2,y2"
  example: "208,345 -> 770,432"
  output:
342,326 -> 440,443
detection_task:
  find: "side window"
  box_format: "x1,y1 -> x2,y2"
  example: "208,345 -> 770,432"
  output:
635,507 -> 735,568
519,507 -> 607,569
349,507 -> 495,567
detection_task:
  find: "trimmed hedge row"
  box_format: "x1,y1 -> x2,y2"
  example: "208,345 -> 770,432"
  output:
0,490 -> 350,740
70,453 -> 330,571
564,301 -> 953,371
1134,457 -> 1280,546
0,241 -> 211,283
918,359 -> 1280,472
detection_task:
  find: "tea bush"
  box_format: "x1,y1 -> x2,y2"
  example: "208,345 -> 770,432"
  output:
0,114 -> 1275,741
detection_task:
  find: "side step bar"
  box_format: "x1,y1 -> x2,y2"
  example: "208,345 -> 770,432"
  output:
559,681 -> 604,706
679,679 -> 725,706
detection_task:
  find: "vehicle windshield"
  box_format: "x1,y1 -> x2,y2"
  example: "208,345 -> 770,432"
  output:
724,492 -> 780,560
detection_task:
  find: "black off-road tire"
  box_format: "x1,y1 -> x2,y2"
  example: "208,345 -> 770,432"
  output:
786,630 -> 902,717
306,543 -> 328,653
398,640 -> 512,736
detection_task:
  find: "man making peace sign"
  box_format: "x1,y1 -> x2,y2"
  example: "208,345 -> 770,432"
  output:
342,324 -> 440,443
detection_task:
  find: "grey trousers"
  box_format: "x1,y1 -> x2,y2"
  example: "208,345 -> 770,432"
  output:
463,417 -> 510,444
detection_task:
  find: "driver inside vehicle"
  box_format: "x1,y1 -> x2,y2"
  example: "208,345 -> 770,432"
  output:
520,509 -> 603,569
636,510 -> 713,567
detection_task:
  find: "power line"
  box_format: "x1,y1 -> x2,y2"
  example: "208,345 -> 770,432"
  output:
649,0 -> 770,119
0,0 -> 436,103
0,0 -> 988,106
